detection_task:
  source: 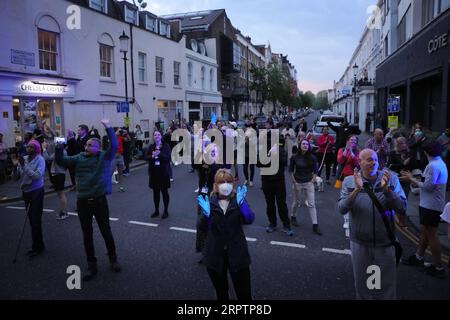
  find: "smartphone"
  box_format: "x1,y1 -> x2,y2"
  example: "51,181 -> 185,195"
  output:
54,137 -> 66,144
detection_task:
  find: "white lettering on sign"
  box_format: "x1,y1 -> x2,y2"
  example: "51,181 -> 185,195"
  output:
428,32 -> 448,54
17,81 -> 74,97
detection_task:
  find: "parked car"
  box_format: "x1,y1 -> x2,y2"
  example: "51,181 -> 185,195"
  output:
319,114 -> 345,124
255,115 -> 268,129
310,121 -> 337,146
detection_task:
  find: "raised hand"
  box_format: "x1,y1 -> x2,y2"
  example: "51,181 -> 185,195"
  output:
198,195 -> 211,218
237,185 -> 248,206
100,119 -> 110,128
353,168 -> 363,190
380,170 -> 390,190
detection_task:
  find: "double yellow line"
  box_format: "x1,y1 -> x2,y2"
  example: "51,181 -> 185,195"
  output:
395,219 -> 449,264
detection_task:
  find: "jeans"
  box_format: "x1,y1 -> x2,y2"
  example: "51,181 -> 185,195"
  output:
23,188 -> 45,251
77,195 -> 117,264
291,181 -> 318,224
243,163 -> 255,182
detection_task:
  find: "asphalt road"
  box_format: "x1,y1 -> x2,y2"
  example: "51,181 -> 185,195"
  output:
1,111 -> 449,300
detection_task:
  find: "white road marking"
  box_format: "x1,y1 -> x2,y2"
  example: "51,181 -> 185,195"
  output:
170,227 -> 196,233
43,209 -> 54,212
6,206 -> 25,210
322,248 -> 352,255
129,221 -> 158,227
270,241 -> 306,249
68,212 -> 78,216
246,237 -> 257,242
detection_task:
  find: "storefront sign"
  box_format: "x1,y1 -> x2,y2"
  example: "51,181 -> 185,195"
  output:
428,32 -> 448,54
11,49 -> 35,67
388,116 -> 399,129
16,81 -> 75,97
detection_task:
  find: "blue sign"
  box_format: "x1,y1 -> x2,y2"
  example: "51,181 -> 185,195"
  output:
387,97 -> 400,113
116,102 -> 129,113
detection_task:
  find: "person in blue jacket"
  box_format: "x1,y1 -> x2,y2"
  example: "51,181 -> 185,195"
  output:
197,169 -> 255,300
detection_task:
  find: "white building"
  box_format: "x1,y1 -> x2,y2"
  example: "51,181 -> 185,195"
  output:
185,38 -> 222,123
0,0 -> 187,147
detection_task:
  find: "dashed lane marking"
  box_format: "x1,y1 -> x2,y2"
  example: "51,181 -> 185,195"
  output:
170,227 -> 196,233
270,241 -> 306,249
246,237 -> 257,242
129,221 -> 158,227
322,248 -> 352,255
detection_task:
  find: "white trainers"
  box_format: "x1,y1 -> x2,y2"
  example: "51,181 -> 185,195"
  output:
194,188 -> 199,193
343,222 -> 349,229
244,180 -> 248,185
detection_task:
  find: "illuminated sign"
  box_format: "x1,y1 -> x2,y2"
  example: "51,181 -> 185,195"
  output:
16,81 -> 75,97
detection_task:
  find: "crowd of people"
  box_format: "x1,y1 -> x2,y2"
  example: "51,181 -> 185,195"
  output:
2,114 -> 450,300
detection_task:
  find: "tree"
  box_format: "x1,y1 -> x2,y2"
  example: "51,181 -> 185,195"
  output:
267,64 -> 290,114
314,90 -> 329,109
249,66 -> 269,115
300,91 -> 315,108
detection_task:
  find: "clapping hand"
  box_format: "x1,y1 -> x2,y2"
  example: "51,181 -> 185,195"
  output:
380,170 -> 390,191
353,168 -> 363,190
237,185 -> 248,206
198,195 -> 211,218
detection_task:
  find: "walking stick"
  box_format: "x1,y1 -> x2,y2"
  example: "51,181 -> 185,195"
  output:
12,203 -> 30,264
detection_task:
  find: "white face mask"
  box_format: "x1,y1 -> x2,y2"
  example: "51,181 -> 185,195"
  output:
218,183 -> 233,196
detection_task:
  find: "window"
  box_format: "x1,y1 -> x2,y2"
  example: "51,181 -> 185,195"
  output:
159,22 -> 170,37
174,61 -> 180,86
146,16 -> 157,32
201,67 -> 205,89
125,6 -> 137,24
384,34 -> 389,58
156,56 -> 164,84
422,0 -> 435,25
89,0 -> 106,12
138,52 -> 147,83
188,62 -> 193,87
38,29 -> 58,71
99,44 -> 113,78
210,69 -> 214,91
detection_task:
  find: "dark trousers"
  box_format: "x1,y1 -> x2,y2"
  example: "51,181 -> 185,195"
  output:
206,251 -> 252,300
153,187 -> 170,213
262,179 -> 290,228
68,166 -> 76,186
243,163 -> 255,182
77,195 -> 117,264
318,152 -> 333,180
23,188 -> 45,251
0,159 -> 6,184
198,167 -> 208,189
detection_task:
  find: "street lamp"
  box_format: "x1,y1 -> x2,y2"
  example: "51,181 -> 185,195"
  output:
352,63 -> 359,125
119,30 -> 130,127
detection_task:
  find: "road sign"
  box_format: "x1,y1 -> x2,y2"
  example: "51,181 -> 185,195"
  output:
387,97 -> 400,113
116,102 -> 130,113
388,116 -> 398,129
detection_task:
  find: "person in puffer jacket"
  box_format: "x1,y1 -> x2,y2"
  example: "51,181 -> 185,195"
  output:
338,148 -> 406,300
197,169 -> 255,300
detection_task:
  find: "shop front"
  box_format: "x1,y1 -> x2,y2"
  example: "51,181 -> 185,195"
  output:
376,9 -> 450,132
0,71 -> 78,146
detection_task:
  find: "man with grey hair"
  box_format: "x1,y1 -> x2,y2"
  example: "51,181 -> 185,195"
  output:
338,149 -> 406,299
365,129 -> 390,169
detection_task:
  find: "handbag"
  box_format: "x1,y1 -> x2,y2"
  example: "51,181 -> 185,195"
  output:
334,151 -> 348,189
362,182 -> 403,267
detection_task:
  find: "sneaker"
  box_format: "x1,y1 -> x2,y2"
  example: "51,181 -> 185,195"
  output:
123,172 -> 130,177
119,186 -> 125,192
244,180 -> 248,185
401,254 -> 424,267
110,261 -> 122,273
151,212 -> 159,218
313,224 -> 323,236
82,264 -> 98,282
27,248 -> 45,258
162,211 -> 169,219
422,265 -> 446,279
266,225 -> 276,233
194,188 -> 199,193
249,181 -> 254,187
343,222 -> 349,229
56,211 -> 69,220
170,178 -> 174,182
283,228 -> 294,236
291,216 -> 299,227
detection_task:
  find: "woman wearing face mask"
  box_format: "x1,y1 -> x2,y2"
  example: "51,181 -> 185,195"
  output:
146,130 -> 171,219
197,169 -> 255,300
289,139 -> 322,235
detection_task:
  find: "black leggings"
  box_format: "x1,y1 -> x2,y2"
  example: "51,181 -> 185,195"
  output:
153,187 -> 169,213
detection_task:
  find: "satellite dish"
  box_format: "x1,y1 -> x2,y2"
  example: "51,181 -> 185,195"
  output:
190,39 -> 198,52
199,42 -> 206,55
141,2 -> 147,8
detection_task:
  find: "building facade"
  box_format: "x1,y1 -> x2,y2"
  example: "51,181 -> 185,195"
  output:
0,0 -> 187,146
376,0 -> 450,132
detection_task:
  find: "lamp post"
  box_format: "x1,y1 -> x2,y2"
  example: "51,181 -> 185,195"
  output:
119,30 -> 129,127
352,63 -> 359,125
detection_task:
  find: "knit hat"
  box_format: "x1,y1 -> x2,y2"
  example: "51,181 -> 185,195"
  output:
28,139 -> 42,154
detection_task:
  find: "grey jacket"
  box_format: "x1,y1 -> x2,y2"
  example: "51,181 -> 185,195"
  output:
338,170 -> 407,247
19,155 -> 45,193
